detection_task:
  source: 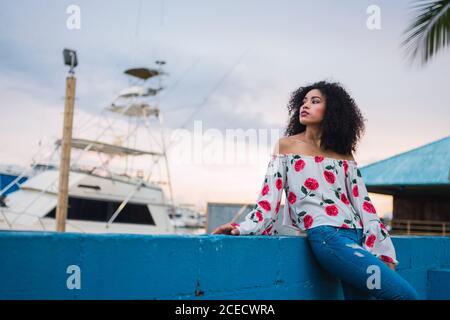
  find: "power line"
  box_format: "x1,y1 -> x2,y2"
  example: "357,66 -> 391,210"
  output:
145,48 -> 252,174
178,48 -> 251,130
159,56 -> 202,103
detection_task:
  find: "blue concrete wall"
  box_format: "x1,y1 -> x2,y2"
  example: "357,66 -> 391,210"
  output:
0,231 -> 449,300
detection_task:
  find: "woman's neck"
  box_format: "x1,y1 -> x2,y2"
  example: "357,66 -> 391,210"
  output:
303,125 -> 322,148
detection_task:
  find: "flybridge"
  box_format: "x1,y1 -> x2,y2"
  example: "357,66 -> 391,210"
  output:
124,67 -> 167,80
55,138 -> 164,157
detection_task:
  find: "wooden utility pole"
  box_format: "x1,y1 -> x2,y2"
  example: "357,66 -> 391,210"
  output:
56,75 -> 76,232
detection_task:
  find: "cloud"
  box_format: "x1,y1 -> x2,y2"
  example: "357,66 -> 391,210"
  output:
1,0 -> 449,209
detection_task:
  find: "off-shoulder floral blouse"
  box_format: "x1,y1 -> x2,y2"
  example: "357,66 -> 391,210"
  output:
233,154 -> 399,266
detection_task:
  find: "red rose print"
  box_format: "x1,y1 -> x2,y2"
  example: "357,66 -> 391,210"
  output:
304,178 -> 319,190
304,215 -> 314,229
343,160 -> 349,175
275,201 -> 281,213
363,201 -> 377,214
258,200 -> 271,211
380,255 -> 394,263
261,184 -> 269,196
365,234 -> 376,248
340,193 -> 350,205
294,159 -> 305,172
231,223 -> 240,227
262,224 -> 273,235
255,211 -> 263,222
380,222 -> 387,230
340,223 -> 349,229
359,220 -> 363,228
325,205 -> 339,216
315,156 -> 324,163
288,192 -> 297,204
275,178 -> 283,190
352,185 -> 359,197
324,170 -> 336,184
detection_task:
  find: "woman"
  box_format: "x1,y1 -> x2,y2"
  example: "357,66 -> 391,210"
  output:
212,81 -> 419,300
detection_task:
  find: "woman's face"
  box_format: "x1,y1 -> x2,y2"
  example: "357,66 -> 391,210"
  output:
299,89 -> 326,125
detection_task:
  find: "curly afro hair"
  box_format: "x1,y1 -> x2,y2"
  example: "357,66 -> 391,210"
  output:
284,81 -> 366,156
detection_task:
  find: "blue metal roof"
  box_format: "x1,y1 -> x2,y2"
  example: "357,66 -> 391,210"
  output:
360,135 -> 450,187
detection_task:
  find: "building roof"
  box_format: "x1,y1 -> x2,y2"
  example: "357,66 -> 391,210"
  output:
360,135 -> 450,195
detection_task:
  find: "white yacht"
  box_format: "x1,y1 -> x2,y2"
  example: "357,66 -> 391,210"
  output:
0,66 -> 177,235
170,205 -> 206,229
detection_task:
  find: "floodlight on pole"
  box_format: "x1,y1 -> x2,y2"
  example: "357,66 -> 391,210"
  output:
63,48 -> 78,74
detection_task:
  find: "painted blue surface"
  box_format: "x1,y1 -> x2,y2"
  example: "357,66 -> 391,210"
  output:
0,231 -> 449,300
428,269 -> 450,300
0,173 -> 27,195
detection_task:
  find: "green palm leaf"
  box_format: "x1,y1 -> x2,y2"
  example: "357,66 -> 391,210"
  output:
402,0 -> 450,65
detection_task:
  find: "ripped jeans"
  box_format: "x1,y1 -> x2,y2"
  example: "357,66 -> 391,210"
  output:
306,225 -> 419,300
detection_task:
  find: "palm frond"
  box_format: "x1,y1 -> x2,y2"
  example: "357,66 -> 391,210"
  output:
401,0 -> 450,65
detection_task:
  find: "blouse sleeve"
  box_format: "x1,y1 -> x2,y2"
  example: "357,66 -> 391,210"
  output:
234,154 -> 287,236
345,161 -> 399,266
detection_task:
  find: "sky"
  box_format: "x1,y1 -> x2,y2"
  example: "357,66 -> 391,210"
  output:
0,0 -> 449,216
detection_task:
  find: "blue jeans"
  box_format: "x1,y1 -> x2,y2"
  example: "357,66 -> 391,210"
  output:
306,225 -> 419,300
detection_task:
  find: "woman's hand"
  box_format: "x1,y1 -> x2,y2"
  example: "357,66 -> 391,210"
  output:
212,223 -> 240,235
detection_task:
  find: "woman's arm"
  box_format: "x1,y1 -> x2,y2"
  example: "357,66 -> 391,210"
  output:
234,153 -> 287,235
345,160 -> 399,268
212,141 -> 288,236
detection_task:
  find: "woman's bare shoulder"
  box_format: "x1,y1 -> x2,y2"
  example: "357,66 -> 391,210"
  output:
275,136 -> 356,161
323,151 -> 356,161
273,136 -> 306,154
345,153 -> 356,161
